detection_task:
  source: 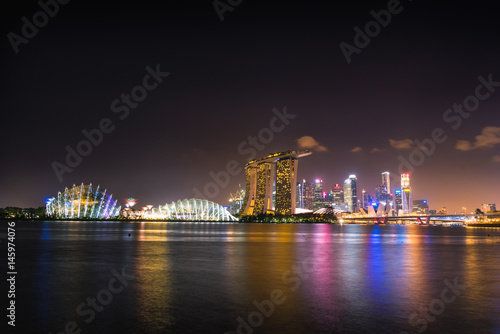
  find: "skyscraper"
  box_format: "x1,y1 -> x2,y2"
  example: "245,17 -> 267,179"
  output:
362,190 -> 373,210
331,184 -> 344,206
394,189 -> 403,215
401,173 -> 412,215
344,174 -> 358,213
382,171 -> 391,194
313,179 -> 324,210
375,185 -> 387,205
296,182 -> 303,209
303,179 -> 314,210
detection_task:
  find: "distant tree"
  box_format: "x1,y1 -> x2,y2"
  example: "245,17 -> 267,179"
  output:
475,208 -> 484,215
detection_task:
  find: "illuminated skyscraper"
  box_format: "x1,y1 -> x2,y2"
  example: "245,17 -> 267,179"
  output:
375,185 -> 387,205
303,179 -> 314,210
331,184 -> 344,206
240,150 -> 312,215
313,179 -> 324,210
296,182 -> 303,209
382,171 -> 391,194
394,189 -> 402,215
344,174 -> 358,213
362,190 -> 374,210
401,173 -> 412,214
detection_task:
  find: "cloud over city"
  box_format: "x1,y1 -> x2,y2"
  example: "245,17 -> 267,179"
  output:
351,146 -> 362,153
456,126 -> 500,151
297,136 -> 328,152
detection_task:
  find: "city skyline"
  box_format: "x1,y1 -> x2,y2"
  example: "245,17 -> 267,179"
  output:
1,1 -> 499,213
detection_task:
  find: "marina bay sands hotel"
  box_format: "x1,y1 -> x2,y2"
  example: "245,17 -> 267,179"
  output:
240,150 -> 312,215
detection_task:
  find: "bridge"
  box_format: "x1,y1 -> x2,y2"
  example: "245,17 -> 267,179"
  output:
339,213 -> 500,225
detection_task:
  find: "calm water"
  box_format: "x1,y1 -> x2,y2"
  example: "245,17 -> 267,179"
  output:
3,221 -> 500,334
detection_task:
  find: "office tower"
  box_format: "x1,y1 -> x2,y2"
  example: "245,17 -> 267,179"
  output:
331,184 -> 344,205
362,191 -> 373,210
382,171 -> 391,194
412,200 -> 429,214
401,173 -> 412,214
344,174 -> 358,213
303,179 -> 314,210
313,179 -> 324,210
394,189 -> 403,215
375,185 -> 387,205
240,150 -> 312,215
296,182 -> 303,209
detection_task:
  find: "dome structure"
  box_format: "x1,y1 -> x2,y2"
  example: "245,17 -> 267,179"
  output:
46,184 -> 121,219
157,199 -> 237,221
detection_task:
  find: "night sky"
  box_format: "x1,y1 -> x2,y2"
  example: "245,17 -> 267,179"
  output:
1,0 -> 499,213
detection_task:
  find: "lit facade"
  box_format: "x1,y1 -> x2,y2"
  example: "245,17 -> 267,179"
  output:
313,179 -> 324,210
295,182 -> 303,209
241,167 -> 257,215
254,162 -> 275,214
46,183 -> 121,219
344,174 -> 358,213
275,158 -> 298,215
240,150 -> 312,215
331,184 -> 344,206
413,199 -> 429,214
382,171 -> 391,193
303,179 -> 314,210
401,173 -> 412,214
394,189 -> 403,215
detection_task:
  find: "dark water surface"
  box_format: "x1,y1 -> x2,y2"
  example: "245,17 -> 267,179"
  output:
3,221 -> 500,334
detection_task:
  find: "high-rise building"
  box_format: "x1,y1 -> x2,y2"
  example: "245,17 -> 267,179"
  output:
313,179 -> 324,210
401,173 -> 412,214
375,185 -> 387,205
303,179 -> 314,210
481,203 -> 497,213
344,174 -> 358,213
412,200 -> 429,214
331,184 -> 344,205
296,182 -> 303,209
240,150 -> 312,215
362,191 -> 373,210
382,171 -> 391,194
394,189 -> 403,215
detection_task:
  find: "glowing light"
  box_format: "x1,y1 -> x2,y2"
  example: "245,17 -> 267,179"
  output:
126,198 -> 137,208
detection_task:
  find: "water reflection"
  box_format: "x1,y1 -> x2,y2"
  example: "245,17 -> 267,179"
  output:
12,221 -> 500,334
